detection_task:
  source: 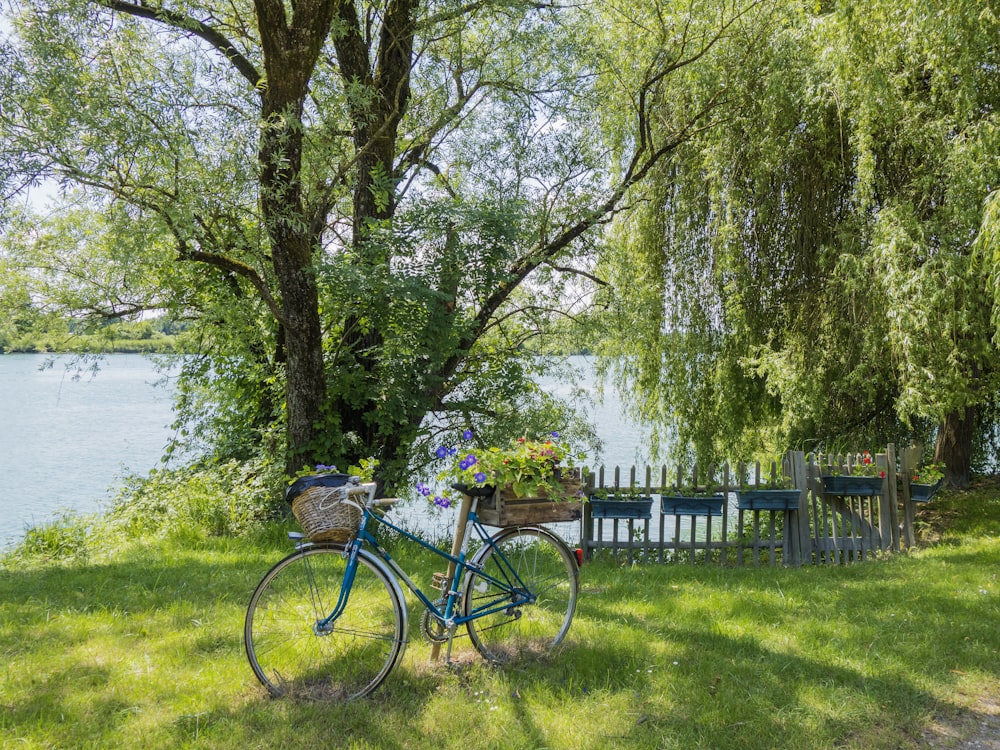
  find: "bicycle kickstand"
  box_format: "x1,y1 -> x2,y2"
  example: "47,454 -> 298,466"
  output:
443,624 -> 461,664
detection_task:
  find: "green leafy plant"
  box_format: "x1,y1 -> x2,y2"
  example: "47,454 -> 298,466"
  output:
668,470 -> 722,497
739,465 -> 795,491
287,462 -> 341,484
911,462 -> 944,485
590,482 -> 650,501
347,457 -> 379,482
287,457 -> 378,485
854,451 -> 886,477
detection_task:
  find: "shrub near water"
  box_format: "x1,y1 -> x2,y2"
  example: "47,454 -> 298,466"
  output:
11,511 -> 100,563
109,459 -> 286,538
4,458 -> 286,564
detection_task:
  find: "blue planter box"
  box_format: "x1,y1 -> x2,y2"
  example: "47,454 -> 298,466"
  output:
590,497 -> 653,520
821,475 -> 884,496
735,489 -> 800,511
660,494 -> 725,517
910,480 -> 942,503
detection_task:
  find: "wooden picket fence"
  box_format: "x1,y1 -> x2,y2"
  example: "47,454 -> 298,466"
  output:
579,445 -> 930,567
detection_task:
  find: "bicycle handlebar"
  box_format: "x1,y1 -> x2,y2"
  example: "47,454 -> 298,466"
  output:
343,482 -> 400,509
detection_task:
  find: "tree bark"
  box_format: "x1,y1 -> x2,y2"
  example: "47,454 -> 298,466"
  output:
330,0 -> 420,461
254,0 -> 340,472
934,406 -> 975,488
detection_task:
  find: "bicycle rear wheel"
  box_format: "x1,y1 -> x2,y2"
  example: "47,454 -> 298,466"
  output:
463,526 -> 579,663
245,544 -> 406,700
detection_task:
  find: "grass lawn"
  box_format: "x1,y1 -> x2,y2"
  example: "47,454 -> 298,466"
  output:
1,483 -> 998,749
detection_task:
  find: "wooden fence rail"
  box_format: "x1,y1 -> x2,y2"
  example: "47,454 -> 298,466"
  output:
579,445 -> 929,567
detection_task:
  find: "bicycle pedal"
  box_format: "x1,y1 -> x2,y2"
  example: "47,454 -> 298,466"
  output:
432,572 -> 449,590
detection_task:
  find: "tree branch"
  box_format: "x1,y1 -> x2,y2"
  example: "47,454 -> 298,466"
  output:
177,242 -> 284,324
92,0 -> 263,89
543,262 -> 608,288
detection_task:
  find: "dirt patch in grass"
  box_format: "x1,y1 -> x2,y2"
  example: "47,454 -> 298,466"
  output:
921,696 -> 1000,749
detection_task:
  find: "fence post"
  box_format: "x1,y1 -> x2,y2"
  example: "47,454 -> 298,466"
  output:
899,445 -> 921,548
721,462 -> 730,566
884,444 -> 900,552
580,467 -> 596,562
788,450 -> 808,567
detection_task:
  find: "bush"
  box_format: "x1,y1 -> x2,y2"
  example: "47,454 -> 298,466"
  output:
108,458 -> 287,539
4,512 -> 98,564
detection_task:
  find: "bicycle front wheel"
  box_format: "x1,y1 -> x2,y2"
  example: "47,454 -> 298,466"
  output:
463,526 -> 579,663
245,544 -> 406,700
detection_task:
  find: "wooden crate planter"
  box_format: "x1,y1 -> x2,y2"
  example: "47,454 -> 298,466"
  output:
736,489 -> 800,511
910,480 -> 942,503
477,493 -> 583,527
475,470 -> 584,527
589,496 -> 653,520
821,475 -> 884,496
660,494 -> 725,517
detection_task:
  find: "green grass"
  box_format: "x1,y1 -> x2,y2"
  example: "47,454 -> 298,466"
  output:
2,484 -> 999,749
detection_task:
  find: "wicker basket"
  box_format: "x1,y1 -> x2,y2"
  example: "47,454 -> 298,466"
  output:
291,485 -> 364,543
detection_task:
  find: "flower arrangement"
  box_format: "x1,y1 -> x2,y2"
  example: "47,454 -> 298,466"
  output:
910,462 -> 944,485
288,457 -> 379,484
419,431 -> 584,508
826,450 -> 886,478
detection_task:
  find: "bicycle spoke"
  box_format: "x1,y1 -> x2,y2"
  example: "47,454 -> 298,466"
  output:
463,527 -> 578,663
245,545 -> 405,701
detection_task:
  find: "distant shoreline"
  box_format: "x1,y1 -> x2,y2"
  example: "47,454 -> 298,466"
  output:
0,337 -> 191,355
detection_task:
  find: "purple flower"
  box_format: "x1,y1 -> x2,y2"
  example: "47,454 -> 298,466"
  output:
474,472 -> 487,483
315,463 -> 336,472
447,446 -> 457,456
416,482 -> 431,497
434,496 -> 451,509
463,429 -> 474,441
550,431 -> 560,438
464,454 -> 477,467
436,446 -> 448,459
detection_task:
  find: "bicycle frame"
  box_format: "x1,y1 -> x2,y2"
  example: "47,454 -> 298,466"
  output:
316,500 -> 535,635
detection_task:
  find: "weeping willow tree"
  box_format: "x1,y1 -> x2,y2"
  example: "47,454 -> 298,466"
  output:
598,0 -> 1000,485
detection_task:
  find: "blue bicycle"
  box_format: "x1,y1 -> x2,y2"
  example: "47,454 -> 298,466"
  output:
244,479 -> 579,700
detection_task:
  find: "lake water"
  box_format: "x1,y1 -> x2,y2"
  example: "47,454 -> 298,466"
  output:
0,354 -> 178,549
0,354 -> 653,550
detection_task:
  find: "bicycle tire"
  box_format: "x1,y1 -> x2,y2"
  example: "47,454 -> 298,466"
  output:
462,526 -> 579,663
244,543 -> 407,700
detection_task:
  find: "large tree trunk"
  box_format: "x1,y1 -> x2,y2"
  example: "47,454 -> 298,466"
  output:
934,406 -> 975,488
331,0 -> 420,465
259,103 -> 327,473
255,0 -> 340,473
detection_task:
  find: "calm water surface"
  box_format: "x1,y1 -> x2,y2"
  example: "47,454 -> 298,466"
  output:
0,354 -> 651,549
0,354 -> 177,549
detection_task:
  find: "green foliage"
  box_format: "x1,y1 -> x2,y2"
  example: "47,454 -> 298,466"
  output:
0,0 -> 749,487
597,0 -> 1000,471
911,462 -> 944,485
5,512 -> 99,564
107,458 -> 286,539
